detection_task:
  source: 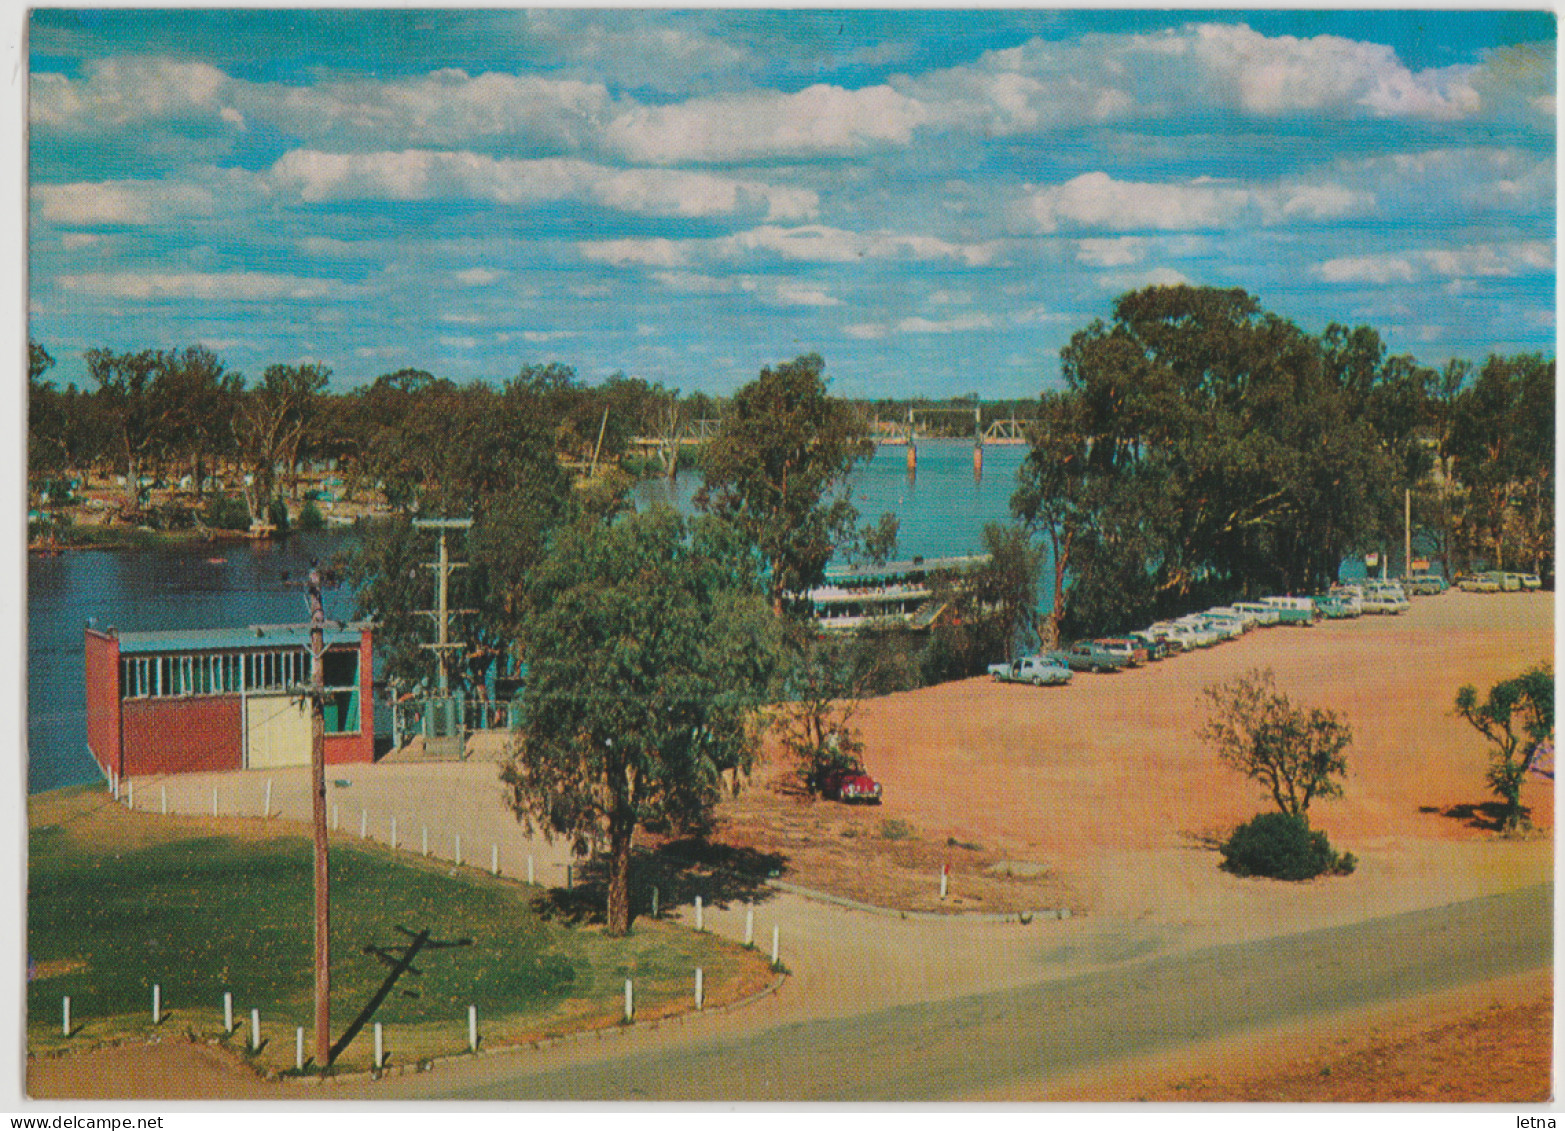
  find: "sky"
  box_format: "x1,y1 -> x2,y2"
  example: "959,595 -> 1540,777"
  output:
24,8 -> 1558,399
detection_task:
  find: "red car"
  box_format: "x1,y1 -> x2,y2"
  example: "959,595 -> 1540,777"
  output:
819,765 -> 883,804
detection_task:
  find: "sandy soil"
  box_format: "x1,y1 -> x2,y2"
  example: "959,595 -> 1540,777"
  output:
29,589 -> 1553,1102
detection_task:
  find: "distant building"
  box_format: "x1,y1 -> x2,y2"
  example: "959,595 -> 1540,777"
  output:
85,622 -> 375,780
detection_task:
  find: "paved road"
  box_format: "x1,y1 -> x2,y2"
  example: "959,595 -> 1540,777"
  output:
367,882 -> 1550,1101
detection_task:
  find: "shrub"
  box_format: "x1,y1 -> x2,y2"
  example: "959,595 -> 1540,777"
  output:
879,818 -> 914,841
267,496 -> 291,534
298,501 -> 325,531
1219,811 -> 1354,881
203,495 -> 251,531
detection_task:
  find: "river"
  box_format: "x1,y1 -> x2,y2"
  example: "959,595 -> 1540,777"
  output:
28,442 -> 1032,794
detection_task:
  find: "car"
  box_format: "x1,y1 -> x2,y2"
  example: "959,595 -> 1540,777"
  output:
1313,594 -> 1356,619
988,655 -> 1073,686
1261,596 -> 1320,624
1404,572 -> 1448,595
1232,601 -> 1281,627
1050,640 -> 1130,672
818,764 -> 883,804
1500,572 -> 1524,592
1127,631 -> 1169,660
1206,606 -> 1258,631
1520,573 -> 1542,590
1459,572 -> 1501,593
1094,637 -> 1149,667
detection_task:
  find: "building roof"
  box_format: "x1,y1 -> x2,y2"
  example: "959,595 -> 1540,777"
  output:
111,622 -> 371,655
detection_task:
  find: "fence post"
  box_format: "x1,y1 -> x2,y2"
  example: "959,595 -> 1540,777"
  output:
771,925 -> 780,967
939,864 -> 949,900
468,1005 -> 478,1053
152,983 -> 160,1025
223,991 -> 233,1033
694,968 -> 704,1010
652,886 -> 659,919
250,1008 -> 261,1051
161,786 -> 167,816
422,826 -> 429,857
264,778 -> 272,818
526,855 -> 534,884
332,803 -> 339,832
127,780 -> 134,810
212,787 -> 219,818
360,810 -> 367,838
455,834 -> 462,867
624,979 -> 634,1022
491,844 -> 499,875
295,1026 -> 305,1071
374,1022 -> 384,1069
62,996 -> 71,1037
565,863 -> 572,890
390,817 -> 398,851
695,895 -> 703,932
744,905 -> 754,947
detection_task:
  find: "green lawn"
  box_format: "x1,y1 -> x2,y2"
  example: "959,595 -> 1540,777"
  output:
28,786 -> 771,1074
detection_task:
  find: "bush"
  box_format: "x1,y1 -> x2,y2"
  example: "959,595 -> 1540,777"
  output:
267,496 -> 291,534
1219,811 -> 1355,881
879,818 -> 914,841
203,495 -> 251,531
297,501 -> 325,531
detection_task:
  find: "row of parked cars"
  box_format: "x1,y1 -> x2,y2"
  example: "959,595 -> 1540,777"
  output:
1454,570 -> 1543,593
987,576 -> 1460,686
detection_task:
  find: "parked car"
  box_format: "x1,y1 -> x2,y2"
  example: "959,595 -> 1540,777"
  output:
1050,641 -> 1130,672
1519,573 -> 1542,590
1361,583 -> 1409,614
1313,594 -> 1356,619
818,764 -> 883,804
1184,613 -> 1242,641
1127,631 -> 1169,660
1207,605 -> 1258,632
1404,572 -> 1448,595
1095,637 -> 1149,667
1328,584 -> 1365,614
1261,596 -> 1320,624
1232,601 -> 1281,627
988,655 -> 1073,686
1500,572 -> 1524,592
1459,572 -> 1501,593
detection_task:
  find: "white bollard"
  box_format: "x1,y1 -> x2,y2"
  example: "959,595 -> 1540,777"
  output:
651,886 -> 659,918
694,967 -> 704,1010
264,778 -> 272,818
939,867 -> 949,900
250,1008 -> 261,1051
455,834 -> 462,866
374,1022 -> 384,1069
161,786 -> 167,816
491,844 -> 499,875
771,925 -> 780,967
62,996 -> 70,1037
468,1005 -> 478,1052
526,855 -> 534,884
624,978 -> 634,1022
744,905 -> 754,947
332,803 -> 339,832
127,780 -> 134,810
296,1026 -> 305,1071
224,991 -> 233,1033
390,817 -> 398,850
360,810 -> 367,838
152,983 -> 160,1025
422,827 -> 429,857
212,787 -> 219,818
695,895 -> 703,932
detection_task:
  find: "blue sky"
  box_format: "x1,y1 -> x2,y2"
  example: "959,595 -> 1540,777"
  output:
26,9 -> 1557,398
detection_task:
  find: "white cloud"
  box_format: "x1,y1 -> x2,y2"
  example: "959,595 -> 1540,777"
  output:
57,271 -> 358,301
845,312 -> 995,338
1318,241 -> 1553,283
1022,172 -> 1370,233
454,268 -> 506,286
1097,267 -> 1192,291
521,330 -> 580,343
1075,237 -> 1148,267
580,238 -> 691,268
33,180 -> 216,225
269,148 -> 815,220
31,58 -> 231,130
603,83 -> 929,163
581,225 -> 999,270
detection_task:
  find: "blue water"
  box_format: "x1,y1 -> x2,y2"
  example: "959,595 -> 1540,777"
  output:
31,447 -> 1033,794
634,439 -> 1030,562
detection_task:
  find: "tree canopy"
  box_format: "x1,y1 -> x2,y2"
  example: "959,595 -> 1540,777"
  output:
502,507 -> 777,934
1455,666 -> 1554,834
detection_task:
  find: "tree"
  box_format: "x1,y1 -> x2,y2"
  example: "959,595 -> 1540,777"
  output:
1454,666 -> 1554,834
502,507 -> 777,935
157,346 -> 241,498
696,354 -> 882,616
235,363 -> 330,523
86,347 -> 173,510
933,522 -> 1043,664
1200,668 -> 1353,820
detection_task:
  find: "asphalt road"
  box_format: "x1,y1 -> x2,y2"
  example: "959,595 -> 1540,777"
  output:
373,882 -> 1550,1102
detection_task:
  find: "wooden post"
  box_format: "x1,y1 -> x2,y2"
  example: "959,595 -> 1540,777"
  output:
306,565 -> 332,1070
694,968 -> 704,1010
212,787 -> 218,817
624,978 -> 634,1022
360,810 -> 367,838
565,863 -> 572,890
374,1022 -> 384,1069
771,925 -> 780,967
127,780 -> 134,810
491,844 -> 499,875
161,786 -> 167,815
224,991 -> 233,1033
250,1008 -> 261,1051
296,1026 -> 305,1071
744,905 -> 754,947
390,817 -> 398,850
940,864 -> 949,900
468,1005 -> 478,1052
332,804 -> 339,832
422,826 -> 429,856
526,854 -> 534,884
62,996 -> 70,1037
264,778 -> 272,818
651,886 -> 659,918
454,833 -> 462,867
695,895 -> 703,932
152,983 -> 160,1025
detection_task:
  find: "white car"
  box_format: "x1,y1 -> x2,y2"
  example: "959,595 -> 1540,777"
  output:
1232,601 -> 1281,626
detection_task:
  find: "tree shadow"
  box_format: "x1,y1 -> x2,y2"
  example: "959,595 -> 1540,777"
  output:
1430,801 -> 1520,832
528,838 -> 788,928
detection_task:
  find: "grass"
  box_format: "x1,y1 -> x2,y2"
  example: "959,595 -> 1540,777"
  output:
28,786 -> 772,1075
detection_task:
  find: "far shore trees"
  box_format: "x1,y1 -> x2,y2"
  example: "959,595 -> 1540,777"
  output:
1455,666 -> 1554,834
503,507 -> 777,935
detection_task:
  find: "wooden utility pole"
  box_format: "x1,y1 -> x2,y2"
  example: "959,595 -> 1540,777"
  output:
305,563 -> 331,1068
414,518 -> 474,695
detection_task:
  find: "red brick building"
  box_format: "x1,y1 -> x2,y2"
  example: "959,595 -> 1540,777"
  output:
85,622 -> 375,780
